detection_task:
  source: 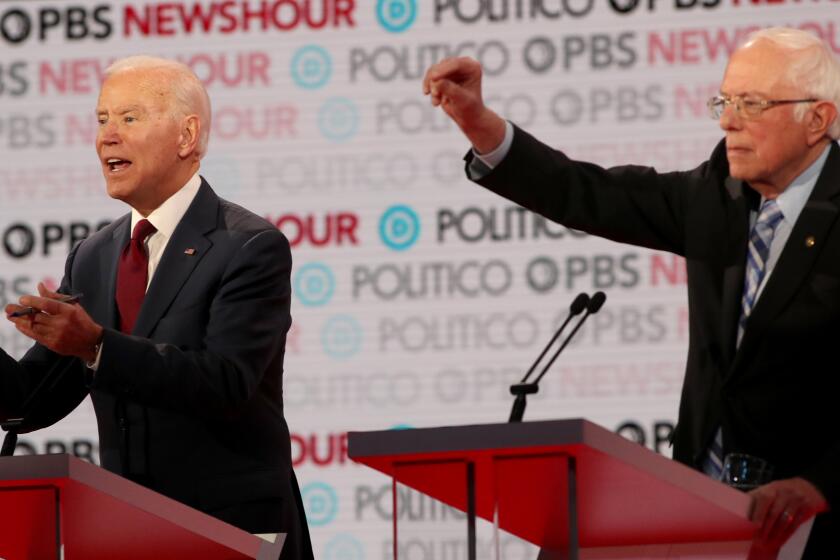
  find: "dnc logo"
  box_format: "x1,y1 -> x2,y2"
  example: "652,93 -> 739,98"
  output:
376,0 -> 416,33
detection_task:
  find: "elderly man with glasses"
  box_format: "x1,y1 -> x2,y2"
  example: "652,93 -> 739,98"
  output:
424,27 -> 840,556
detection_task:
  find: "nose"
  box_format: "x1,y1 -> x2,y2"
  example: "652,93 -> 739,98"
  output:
97,120 -> 121,146
719,102 -> 742,132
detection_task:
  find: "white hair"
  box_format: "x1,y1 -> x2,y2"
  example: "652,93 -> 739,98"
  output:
104,56 -> 212,158
743,27 -> 840,139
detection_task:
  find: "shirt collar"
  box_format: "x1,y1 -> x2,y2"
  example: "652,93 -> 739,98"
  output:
130,172 -> 202,238
769,144 -> 831,225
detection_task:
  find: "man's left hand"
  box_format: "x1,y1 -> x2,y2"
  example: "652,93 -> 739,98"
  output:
5,282 -> 103,363
749,477 -> 828,547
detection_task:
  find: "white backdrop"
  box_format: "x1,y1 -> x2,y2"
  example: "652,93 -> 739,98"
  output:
1,0 -> 838,557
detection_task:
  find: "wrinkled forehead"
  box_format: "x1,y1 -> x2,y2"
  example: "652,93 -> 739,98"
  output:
97,68 -> 173,112
722,41 -> 799,97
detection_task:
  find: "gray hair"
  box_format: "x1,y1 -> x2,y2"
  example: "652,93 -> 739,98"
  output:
743,27 -> 840,139
104,56 -> 212,158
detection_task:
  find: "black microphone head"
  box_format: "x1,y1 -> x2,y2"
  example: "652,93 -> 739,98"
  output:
569,292 -> 590,315
587,291 -> 607,313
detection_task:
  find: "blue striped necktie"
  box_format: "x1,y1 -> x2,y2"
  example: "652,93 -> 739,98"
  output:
737,199 -> 784,345
702,199 -> 784,479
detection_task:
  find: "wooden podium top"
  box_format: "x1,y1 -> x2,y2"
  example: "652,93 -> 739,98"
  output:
0,454 -> 284,560
349,418 -> 756,548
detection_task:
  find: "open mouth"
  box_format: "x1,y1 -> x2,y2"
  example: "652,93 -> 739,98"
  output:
106,158 -> 132,172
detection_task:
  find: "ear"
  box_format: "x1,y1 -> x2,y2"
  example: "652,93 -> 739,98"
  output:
806,101 -> 837,146
177,115 -> 201,159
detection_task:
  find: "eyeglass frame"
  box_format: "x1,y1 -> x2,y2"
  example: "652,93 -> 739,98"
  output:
707,94 -> 818,120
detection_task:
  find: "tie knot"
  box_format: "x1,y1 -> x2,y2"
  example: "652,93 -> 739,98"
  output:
132,219 -> 157,242
757,199 -> 784,229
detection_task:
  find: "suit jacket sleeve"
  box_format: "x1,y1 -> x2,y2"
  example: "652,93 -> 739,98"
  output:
0,242 -> 90,431
471,124 -> 719,255
89,227 -> 292,419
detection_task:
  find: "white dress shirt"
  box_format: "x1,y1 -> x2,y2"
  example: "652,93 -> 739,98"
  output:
130,172 -> 202,288
89,172 -> 202,369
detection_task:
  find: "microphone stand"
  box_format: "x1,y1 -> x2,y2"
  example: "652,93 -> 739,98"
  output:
508,293 -> 590,423
1,356 -> 76,456
508,292 -> 607,423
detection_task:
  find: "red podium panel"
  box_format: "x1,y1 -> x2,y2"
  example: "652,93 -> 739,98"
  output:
0,487 -> 58,559
0,454 -> 285,560
349,419 -> 759,556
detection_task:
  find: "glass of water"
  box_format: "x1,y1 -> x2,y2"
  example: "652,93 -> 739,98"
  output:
721,453 -> 774,491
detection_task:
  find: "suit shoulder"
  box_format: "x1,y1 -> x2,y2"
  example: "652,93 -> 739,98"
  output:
691,137 -> 729,180
661,138 -> 729,202
215,198 -> 288,252
217,198 -> 274,233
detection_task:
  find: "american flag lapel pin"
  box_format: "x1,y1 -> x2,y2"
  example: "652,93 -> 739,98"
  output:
184,248 -> 196,256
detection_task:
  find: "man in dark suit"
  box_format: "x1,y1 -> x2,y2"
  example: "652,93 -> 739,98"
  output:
424,27 -> 839,556
1,56 -> 313,559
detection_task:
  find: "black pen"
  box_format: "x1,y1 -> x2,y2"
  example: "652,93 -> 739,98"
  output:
8,293 -> 84,318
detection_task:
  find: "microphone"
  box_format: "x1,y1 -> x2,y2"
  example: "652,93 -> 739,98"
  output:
520,292 -> 589,386
508,291 -> 608,423
531,291 -> 607,386
588,291 -> 607,313
508,293 -> 590,423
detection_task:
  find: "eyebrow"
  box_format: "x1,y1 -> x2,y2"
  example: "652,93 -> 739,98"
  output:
719,90 -> 771,98
95,105 -> 146,116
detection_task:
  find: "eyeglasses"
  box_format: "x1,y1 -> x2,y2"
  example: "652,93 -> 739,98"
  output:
707,95 -> 818,119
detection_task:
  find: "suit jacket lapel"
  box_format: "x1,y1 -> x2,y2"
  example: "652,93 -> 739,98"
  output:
132,180 -> 218,338
719,176 -> 753,370
733,143 -> 840,368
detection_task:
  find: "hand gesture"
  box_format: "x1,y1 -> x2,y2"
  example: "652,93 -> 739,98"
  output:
423,57 -> 506,153
5,282 -> 103,363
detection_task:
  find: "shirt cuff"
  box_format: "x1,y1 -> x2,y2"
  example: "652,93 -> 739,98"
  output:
85,341 -> 103,371
468,120 -> 514,179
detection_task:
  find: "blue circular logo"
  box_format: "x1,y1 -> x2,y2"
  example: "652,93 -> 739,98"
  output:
294,262 -> 335,307
376,0 -> 417,33
291,45 -> 332,90
379,205 -> 420,251
318,98 -> 359,142
321,315 -> 363,359
324,534 -> 365,560
301,482 -> 338,527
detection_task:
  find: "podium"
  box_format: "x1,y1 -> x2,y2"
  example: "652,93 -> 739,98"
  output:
348,419 -> 809,559
0,453 -> 285,560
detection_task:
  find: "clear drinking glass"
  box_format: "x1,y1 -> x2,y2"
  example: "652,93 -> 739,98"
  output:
721,453 -> 774,491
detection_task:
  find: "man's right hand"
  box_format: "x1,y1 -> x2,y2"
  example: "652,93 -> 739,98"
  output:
6,283 -> 103,363
423,57 -> 507,154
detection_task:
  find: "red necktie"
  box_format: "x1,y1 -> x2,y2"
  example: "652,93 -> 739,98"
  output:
116,219 -> 157,333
